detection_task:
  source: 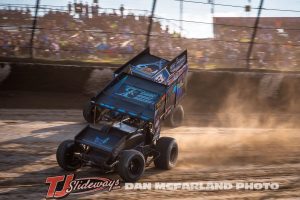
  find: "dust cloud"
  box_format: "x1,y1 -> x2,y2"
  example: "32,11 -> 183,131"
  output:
170,71 -> 300,167
84,68 -> 113,96
0,63 -> 11,84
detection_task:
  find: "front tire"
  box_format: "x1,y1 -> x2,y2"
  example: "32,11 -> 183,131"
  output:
56,140 -> 81,171
118,150 -> 145,182
154,137 -> 178,170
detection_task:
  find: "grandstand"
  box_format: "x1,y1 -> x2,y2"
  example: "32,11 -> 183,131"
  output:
0,1 -> 299,70
213,17 -> 300,70
0,3 -> 186,63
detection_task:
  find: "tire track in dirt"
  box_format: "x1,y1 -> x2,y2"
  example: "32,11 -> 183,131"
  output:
0,109 -> 299,199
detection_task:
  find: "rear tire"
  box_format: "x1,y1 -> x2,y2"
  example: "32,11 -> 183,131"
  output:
118,150 -> 145,182
83,102 -> 100,123
154,137 -> 178,170
56,140 -> 81,171
165,105 -> 184,127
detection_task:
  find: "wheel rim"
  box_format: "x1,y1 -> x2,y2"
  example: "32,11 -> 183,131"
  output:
128,158 -> 142,175
91,107 -> 101,121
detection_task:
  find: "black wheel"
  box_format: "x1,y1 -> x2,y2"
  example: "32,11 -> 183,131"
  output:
83,101 -> 100,123
165,105 -> 184,127
56,140 -> 81,171
118,150 -> 145,182
154,137 -> 178,170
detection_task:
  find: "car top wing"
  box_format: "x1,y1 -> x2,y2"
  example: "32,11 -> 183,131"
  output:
114,48 -> 188,86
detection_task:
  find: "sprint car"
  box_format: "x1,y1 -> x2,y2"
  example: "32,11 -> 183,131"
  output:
56,48 -> 188,182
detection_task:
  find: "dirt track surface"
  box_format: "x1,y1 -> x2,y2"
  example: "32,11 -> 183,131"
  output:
0,109 -> 300,200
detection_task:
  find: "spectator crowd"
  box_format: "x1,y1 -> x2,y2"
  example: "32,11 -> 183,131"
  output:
0,4 -> 299,70
0,4 -> 183,62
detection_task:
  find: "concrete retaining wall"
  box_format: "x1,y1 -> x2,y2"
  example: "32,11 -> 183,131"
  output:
0,63 -> 299,112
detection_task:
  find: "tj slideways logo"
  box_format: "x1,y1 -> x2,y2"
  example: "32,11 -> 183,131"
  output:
45,174 -> 121,199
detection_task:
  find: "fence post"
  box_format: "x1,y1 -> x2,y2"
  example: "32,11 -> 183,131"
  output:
30,0 -> 40,59
179,0 -> 183,33
145,0 -> 157,48
246,0 -> 264,69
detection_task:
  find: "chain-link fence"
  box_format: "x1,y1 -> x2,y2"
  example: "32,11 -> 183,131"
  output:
0,0 -> 299,70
